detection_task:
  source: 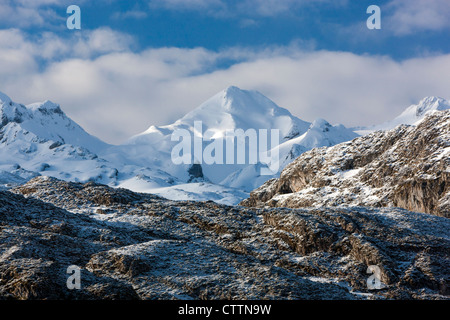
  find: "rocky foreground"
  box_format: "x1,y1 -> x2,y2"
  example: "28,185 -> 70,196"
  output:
0,176 -> 448,300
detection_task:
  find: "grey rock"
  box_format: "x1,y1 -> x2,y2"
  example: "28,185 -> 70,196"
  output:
0,177 -> 447,300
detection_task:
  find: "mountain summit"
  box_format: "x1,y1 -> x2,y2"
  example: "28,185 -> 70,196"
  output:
176,86 -> 310,140
0,92 -> 107,152
135,86 -> 310,144
398,96 -> 450,121
124,86 -> 314,184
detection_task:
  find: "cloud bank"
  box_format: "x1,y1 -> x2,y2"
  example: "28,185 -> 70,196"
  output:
0,27 -> 449,144
385,0 -> 450,35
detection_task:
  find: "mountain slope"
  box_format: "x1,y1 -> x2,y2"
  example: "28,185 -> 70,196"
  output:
274,118 -> 359,170
241,110 -> 450,217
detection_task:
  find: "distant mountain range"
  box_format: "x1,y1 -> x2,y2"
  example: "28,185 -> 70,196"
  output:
1,87 -> 448,205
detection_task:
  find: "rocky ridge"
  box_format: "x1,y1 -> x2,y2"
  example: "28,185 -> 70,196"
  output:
241,110 -> 450,217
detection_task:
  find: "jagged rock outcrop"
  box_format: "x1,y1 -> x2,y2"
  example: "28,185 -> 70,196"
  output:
0,176 -> 448,299
187,164 -> 205,182
241,110 -> 449,217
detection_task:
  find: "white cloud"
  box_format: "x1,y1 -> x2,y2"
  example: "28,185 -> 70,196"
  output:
0,3 -> 46,28
386,0 -> 450,35
0,0 -> 76,28
1,28 -> 449,144
236,0 -> 305,17
149,0 -> 224,10
0,27 -> 134,61
73,28 -> 136,56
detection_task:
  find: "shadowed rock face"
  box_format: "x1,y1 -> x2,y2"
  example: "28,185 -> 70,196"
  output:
0,177 -> 448,300
188,164 -> 204,182
241,110 -> 450,218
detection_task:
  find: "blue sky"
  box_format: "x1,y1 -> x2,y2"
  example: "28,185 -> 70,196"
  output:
96,0 -> 449,60
8,0 -> 450,59
0,0 -> 449,143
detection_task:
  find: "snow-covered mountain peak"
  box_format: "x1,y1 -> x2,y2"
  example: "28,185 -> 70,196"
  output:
0,95 -> 29,126
274,118 -> 359,171
414,96 -> 450,117
180,86 -> 274,120
1,97 -> 65,127
122,86 -> 320,189
135,86 -> 312,144
175,86 -> 311,140
309,118 -> 332,131
0,92 -> 108,153
387,96 -> 450,128
219,86 -> 276,113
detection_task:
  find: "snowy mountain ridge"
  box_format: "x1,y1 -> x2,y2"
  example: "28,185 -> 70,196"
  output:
0,92 -> 107,152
